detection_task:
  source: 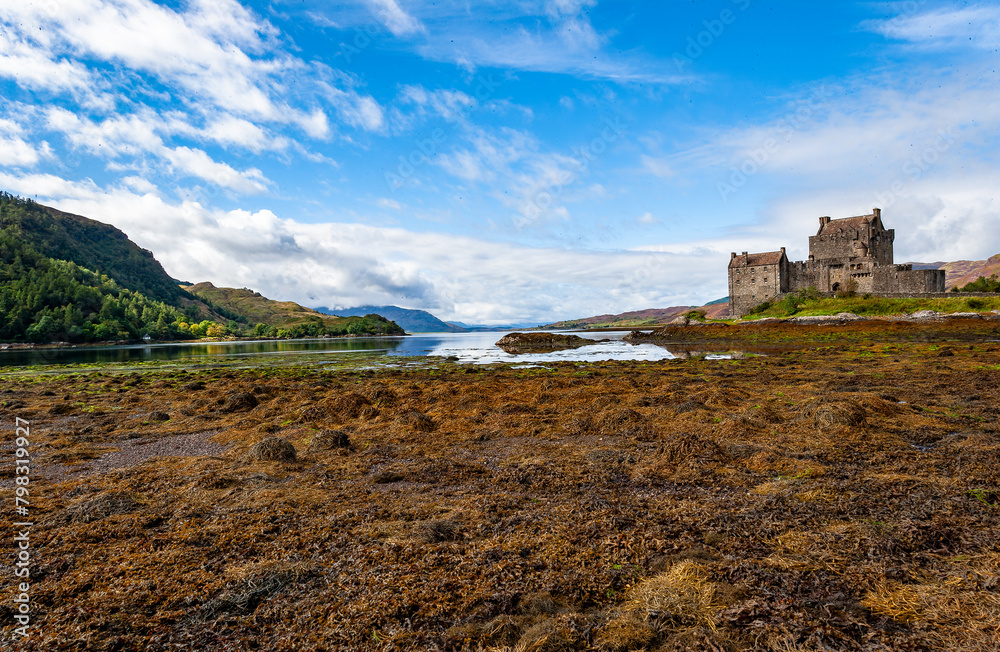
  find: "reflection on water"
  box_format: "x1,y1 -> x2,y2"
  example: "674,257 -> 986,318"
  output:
0,330 -> 758,368
0,337 -> 408,367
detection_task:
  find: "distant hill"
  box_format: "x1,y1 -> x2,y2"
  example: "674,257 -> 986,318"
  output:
542,306 -> 694,329
446,321 -> 539,331
939,254 -> 1000,290
315,305 -> 465,333
909,261 -> 947,271
187,284 -> 403,335
700,301 -> 730,319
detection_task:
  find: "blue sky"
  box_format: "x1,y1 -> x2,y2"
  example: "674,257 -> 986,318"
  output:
1,0 -> 998,324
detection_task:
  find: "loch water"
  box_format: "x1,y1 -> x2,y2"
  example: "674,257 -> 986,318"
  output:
0,330 -> 688,368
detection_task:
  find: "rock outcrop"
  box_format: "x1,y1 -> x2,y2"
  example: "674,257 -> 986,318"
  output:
495,332 -> 604,353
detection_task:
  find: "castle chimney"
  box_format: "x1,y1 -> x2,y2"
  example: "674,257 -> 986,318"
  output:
742,251 -> 748,264
780,247 -> 786,255
819,216 -> 831,227
731,252 -> 737,259
873,207 -> 881,219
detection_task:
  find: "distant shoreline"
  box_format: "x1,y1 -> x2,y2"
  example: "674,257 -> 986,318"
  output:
0,332 -> 412,350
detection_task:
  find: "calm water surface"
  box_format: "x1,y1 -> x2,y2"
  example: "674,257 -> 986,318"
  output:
0,331 -> 685,368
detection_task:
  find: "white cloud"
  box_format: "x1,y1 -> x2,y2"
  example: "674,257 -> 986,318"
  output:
637,212 -> 660,225
377,197 -> 402,210
640,154 -> 674,179
865,5 -> 1000,50
398,85 -> 477,122
164,146 -> 269,194
121,175 -> 158,194
205,116 -> 274,152
303,1 -> 686,83
0,119 -> 47,167
666,65 -> 1000,230
417,24 -> 682,84
365,0 -> 426,36
0,0 -> 377,152
296,109 -> 332,140
436,127 -> 539,183
545,0 -> 602,51
0,171 -> 725,323
0,0 -> 287,118
0,30 -> 97,98
45,107 -> 164,157
322,84 -> 386,132
42,107 -> 272,192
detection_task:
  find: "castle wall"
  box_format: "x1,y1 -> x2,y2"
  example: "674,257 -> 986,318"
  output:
809,232 -> 855,261
808,223 -> 894,265
873,265 -> 946,293
872,228 -> 894,266
729,262 -> 783,316
787,260 -> 818,291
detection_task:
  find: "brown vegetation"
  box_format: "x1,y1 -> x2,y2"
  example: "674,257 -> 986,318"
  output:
2,330 -> 1000,650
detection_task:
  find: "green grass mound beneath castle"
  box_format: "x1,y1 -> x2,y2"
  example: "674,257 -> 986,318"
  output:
745,293 -> 1000,319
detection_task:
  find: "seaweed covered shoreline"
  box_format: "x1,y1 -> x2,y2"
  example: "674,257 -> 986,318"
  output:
1,326 -> 999,650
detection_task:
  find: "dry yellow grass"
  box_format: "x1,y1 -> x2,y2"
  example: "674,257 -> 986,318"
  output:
610,561 -> 721,635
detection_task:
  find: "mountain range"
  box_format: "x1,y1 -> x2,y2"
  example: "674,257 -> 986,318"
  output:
315,305 -> 465,333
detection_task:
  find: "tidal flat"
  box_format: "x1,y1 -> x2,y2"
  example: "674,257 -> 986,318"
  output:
2,326 -> 999,651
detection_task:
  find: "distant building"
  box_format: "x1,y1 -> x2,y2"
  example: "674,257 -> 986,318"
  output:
728,208 -> 946,317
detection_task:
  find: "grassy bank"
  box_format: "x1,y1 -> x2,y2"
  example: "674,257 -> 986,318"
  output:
747,291 -> 1000,319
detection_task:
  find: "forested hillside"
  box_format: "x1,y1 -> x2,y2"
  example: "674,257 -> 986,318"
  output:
0,192 -> 187,303
0,194 -> 405,342
0,216 -> 187,342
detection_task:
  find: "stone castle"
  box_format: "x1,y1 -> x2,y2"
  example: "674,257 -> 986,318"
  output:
728,208 -> 946,317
